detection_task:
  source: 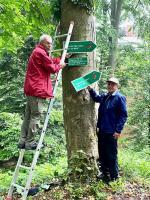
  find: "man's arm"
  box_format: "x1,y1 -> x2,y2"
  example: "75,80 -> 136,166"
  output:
115,96 -> 128,137
87,86 -> 104,103
42,52 -> 66,73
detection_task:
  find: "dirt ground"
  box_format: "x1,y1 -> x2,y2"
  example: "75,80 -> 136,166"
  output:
4,180 -> 150,200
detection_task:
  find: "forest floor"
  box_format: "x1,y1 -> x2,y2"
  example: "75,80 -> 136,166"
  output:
2,128 -> 150,200
4,179 -> 150,200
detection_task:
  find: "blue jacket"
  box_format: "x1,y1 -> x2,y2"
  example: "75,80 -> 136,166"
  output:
89,89 -> 127,134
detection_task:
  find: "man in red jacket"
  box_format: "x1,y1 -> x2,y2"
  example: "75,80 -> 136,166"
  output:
18,34 -> 66,150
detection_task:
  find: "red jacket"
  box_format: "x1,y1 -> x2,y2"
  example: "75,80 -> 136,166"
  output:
24,44 -> 61,98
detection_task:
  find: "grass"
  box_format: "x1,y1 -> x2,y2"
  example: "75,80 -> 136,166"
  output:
0,138 -> 149,199
0,156 -> 67,194
119,146 -> 150,186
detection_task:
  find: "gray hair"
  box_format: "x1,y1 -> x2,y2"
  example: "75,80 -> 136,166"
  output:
39,34 -> 52,43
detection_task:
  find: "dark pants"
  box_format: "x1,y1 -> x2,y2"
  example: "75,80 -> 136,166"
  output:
98,132 -> 118,180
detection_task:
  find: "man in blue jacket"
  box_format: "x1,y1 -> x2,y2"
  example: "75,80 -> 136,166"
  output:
88,77 -> 127,182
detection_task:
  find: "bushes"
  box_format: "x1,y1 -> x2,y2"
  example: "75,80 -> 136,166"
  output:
0,107 -> 66,162
119,144 -> 150,185
0,112 -> 21,161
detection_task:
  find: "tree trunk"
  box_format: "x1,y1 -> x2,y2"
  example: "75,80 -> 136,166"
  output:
60,0 -> 98,180
108,0 -> 123,74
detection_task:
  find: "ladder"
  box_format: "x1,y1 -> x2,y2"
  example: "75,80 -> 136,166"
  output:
6,21 -> 74,200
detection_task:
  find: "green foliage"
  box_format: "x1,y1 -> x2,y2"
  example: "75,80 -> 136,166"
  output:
66,180 -> 124,199
0,1 -> 149,199
109,178 -> 126,193
71,0 -> 95,14
0,157 -> 67,193
40,127 -> 66,163
122,0 -> 150,38
97,0 -> 150,147
49,0 -> 61,22
0,105 -> 66,162
0,106 -> 67,194
89,181 -> 108,199
39,103 -> 66,162
0,112 -> 21,160
95,0 -> 119,82
0,1 -> 60,113
68,150 -> 97,182
50,109 -> 63,125
0,36 -> 37,114
0,0 -> 55,53
66,182 -> 87,199
53,190 -> 64,199
119,147 -> 150,186
33,158 -> 67,183
116,47 -> 149,147
96,0 -> 149,81
0,170 -> 12,192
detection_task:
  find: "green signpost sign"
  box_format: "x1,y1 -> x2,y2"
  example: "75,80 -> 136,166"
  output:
71,70 -> 101,92
67,41 -> 96,53
68,57 -> 88,66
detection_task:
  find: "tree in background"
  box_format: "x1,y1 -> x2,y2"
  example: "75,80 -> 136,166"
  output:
0,0 -> 149,178
0,0 -> 64,163
0,0 -> 56,53
60,0 -> 98,181
0,0 -> 58,113
95,0 -> 149,148
108,0 -> 123,72
95,0 -> 123,75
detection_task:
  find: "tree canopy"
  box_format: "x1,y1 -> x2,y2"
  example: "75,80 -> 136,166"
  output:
0,1 -> 149,198
0,0 -> 57,53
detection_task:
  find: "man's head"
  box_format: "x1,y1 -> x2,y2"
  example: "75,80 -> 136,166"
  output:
39,34 -> 52,51
106,77 -> 119,93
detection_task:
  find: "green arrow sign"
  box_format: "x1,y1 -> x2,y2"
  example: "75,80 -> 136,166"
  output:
71,70 -> 101,92
67,41 -> 96,53
68,57 -> 88,66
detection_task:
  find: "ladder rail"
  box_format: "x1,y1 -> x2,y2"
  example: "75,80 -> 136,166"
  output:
61,21 -> 74,63
7,150 -> 25,198
49,22 -> 60,57
6,21 -> 74,200
21,21 -> 74,200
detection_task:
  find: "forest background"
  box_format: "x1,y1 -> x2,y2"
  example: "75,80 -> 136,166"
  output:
0,0 -> 149,199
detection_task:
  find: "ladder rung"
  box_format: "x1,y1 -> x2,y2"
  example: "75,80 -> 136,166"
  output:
6,21 -> 74,200
51,48 -> 64,52
19,165 -> 30,170
54,34 -> 68,38
12,183 -> 24,191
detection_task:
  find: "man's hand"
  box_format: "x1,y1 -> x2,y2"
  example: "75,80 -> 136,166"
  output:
60,61 -> 66,69
113,132 -> 121,139
87,86 -> 92,91
65,53 -> 72,58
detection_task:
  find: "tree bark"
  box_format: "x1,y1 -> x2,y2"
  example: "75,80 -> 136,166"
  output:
60,0 -> 98,180
108,0 -> 123,74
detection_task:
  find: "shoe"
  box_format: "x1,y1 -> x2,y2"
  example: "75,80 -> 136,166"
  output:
25,141 -> 46,150
25,142 -> 37,150
97,173 -> 105,180
28,186 -> 39,196
18,142 -> 25,149
110,176 -> 118,181
97,173 -> 110,183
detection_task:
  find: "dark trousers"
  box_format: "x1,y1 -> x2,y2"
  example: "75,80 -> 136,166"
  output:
98,133 -> 118,180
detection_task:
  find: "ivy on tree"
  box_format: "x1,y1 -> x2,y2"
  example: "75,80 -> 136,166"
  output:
71,0 -> 95,14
